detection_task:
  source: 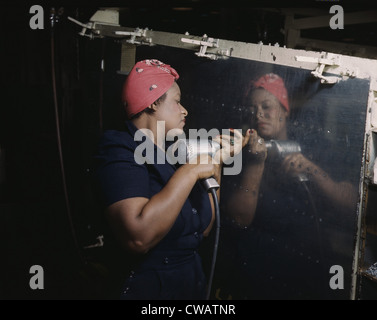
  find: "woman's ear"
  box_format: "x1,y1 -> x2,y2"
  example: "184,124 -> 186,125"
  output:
148,104 -> 158,112
280,106 -> 289,119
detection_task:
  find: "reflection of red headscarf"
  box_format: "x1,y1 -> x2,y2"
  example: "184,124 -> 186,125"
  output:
122,59 -> 180,118
248,73 -> 289,112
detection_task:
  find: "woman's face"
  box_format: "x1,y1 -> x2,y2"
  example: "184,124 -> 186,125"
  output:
247,88 -> 289,140
153,82 -> 188,137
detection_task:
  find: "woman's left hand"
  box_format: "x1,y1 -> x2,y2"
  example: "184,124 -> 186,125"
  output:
213,128 -> 251,164
281,153 -> 314,178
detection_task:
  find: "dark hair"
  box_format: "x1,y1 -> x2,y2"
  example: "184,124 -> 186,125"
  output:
129,92 -> 167,120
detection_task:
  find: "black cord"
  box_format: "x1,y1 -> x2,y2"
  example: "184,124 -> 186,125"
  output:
301,180 -> 329,296
50,18 -> 85,265
301,181 -> 324,261
206,188 -> 221,300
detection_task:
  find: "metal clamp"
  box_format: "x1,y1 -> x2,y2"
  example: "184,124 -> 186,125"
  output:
68,16 -> 99,39
181,34 -> 230,60
114,28 -> 152,45
295,52 -> 342,84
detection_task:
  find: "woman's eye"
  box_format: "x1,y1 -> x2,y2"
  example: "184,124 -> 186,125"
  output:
246,109 -> 256,118
248,106 -> 256,113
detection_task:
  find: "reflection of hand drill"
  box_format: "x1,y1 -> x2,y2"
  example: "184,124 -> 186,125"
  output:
265,140 -> 301,159
265,140 -> 308,181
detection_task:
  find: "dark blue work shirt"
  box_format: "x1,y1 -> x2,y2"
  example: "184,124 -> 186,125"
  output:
93,121 -> 212,299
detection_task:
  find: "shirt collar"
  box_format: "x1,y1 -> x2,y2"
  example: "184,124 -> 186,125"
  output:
125,120 -> 178,168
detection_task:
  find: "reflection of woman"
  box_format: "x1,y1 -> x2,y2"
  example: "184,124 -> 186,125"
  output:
219,73 -> 357,299
93,59 -> 243,300
229,73 -> 356,226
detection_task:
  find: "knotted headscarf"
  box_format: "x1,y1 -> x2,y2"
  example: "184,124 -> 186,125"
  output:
122,59 -> 180,118
247,73 -> 289,112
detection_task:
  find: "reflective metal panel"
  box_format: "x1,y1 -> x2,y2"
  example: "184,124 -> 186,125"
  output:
135,45 -> 369,299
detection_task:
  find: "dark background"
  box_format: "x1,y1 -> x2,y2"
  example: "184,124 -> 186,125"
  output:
1,0 -> 377,299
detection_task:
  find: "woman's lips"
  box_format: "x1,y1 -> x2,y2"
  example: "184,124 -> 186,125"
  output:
258,122 -> 268,128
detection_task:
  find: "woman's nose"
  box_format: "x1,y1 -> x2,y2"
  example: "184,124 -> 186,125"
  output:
181,104 -> 188,116
256,110 -> 264,119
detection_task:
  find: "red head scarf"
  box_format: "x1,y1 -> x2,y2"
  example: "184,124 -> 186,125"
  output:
122,59 -> 180,118
248,73 -> 289,112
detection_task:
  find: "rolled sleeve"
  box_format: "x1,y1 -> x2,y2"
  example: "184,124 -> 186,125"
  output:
93,130 -> 150,208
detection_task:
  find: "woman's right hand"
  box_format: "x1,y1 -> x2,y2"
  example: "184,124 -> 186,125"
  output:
246,129 -> 268,162
185,154 -> 217,181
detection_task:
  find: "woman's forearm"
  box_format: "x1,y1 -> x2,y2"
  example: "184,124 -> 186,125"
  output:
227,162 -> 265,226
309,164 -> 357,210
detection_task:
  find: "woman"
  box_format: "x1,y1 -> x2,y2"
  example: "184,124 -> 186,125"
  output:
229,73 -> 357,226
93,59 -> 247,300
218,73 -> 358,299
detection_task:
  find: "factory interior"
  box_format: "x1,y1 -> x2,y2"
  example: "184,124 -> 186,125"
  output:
1,1 -> 377,301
